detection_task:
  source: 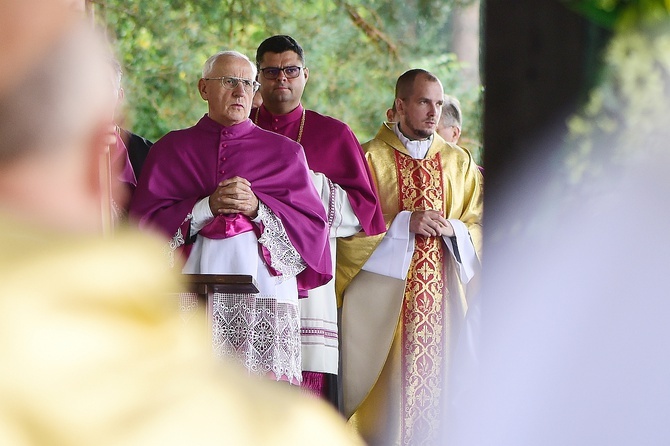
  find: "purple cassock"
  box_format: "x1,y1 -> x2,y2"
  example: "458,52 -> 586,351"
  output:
253,104 -> 385,236
109,132 -> 137,215
252,103 -> 385,400
113,133 -> 137,190
129,115 -> 332,291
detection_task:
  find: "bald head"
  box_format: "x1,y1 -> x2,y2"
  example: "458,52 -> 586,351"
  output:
0,0 -> 83,96
0,21 -> 117,232
395,69 -> 441,101
0,21 -> 114,166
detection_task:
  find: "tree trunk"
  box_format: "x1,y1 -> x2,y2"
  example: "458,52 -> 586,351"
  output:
451,0 -> 480,86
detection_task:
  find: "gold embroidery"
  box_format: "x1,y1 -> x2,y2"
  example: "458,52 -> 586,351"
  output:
395,151 -> 446,445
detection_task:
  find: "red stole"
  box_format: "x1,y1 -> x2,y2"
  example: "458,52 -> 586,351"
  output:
395,150 -> 446,445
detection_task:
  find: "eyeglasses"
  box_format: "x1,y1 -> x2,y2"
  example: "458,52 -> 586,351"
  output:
204,76 -> 260,93
258,66 -> 304,80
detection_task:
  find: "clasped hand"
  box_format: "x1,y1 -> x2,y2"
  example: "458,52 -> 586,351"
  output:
209,176 -> 259,218
409,210 -> 454,237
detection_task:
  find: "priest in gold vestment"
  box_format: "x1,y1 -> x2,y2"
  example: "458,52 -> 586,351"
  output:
338,69 -> 483,445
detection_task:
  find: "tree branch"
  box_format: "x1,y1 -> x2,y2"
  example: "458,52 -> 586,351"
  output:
337,0 -> 400,61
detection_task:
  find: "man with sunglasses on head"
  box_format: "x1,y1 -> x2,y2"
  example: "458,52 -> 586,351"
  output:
130,50 -> 331,386
252,35 -> 386,407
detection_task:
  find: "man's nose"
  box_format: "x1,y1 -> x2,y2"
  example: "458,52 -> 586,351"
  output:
276,69 -> 288,82
232,83 -> 246,95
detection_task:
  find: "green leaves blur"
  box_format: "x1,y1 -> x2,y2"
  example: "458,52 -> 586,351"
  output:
561,0 -> 670,29
94,0 -> 482,162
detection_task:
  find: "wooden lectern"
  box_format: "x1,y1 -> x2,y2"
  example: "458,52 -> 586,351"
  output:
179,274 -> 259,324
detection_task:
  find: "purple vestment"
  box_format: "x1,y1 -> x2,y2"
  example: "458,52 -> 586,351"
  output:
253,104 -> 385,235
113,133 -> 137,190
129,115 -> 332,291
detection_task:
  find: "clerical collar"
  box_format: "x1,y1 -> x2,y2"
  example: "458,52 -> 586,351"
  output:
394,123 -> 433,160
198,114 -> 254,137
255,103 -> 304,125
254,104 -> 305,143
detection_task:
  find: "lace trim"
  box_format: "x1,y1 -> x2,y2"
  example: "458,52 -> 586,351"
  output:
178,292 -> 199,323
165,214 -> 191,268
257,202 -> 306,280
211,293 -> 302,384
326,178 -> 336,228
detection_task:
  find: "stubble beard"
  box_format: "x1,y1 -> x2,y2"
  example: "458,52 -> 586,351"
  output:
412,126 -> 434,140
403,116 -> 435,140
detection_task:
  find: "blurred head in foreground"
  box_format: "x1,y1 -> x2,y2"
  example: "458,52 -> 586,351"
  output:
0,20 -> 116,233
0,0 -> 85,97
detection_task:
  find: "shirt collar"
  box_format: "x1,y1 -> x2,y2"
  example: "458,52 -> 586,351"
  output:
198,114 -> 255,136
256,103 -> 304,125
394,123 -> 433,159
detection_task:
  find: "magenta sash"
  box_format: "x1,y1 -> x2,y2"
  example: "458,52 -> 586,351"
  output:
198,214 -> 255,239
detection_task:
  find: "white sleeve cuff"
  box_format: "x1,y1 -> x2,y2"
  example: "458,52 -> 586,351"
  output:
362,211 -> 414,280
331,188 -> 362,238
189,196 -> 214,237
310,170 -> 361,237
443,219 -> 480,284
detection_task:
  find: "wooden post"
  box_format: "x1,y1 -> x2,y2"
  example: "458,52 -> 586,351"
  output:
99,145 -> 114,236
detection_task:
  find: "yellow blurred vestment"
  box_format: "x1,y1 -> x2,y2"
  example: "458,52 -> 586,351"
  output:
0,217 -> 363,446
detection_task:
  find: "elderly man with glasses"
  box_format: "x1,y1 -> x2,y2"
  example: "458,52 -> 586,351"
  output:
130,50 -> 331,385
252,35 -> 385,406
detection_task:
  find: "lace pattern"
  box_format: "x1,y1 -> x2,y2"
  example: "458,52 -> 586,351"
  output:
211,292 -> 302,384
326,178 -> 336,228
165,214 -> 191,268
178,292 -> 200,323
257,202 -> 306,280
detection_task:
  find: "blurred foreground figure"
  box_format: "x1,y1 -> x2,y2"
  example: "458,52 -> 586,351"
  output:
0,22 -> 362,446
446,16 -> 670,445
447,145 -> 670,446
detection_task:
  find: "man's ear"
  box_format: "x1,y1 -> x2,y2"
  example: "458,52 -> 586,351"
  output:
453,126 -> 462,142
198,78 -> 208,100
395,97 -> 404,115
303,66 -> 309,83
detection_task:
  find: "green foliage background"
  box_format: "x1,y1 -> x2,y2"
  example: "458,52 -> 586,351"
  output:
94,0 -> 483,163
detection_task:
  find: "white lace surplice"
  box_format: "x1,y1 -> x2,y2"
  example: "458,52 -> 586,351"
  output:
182,202 -> 306,384
301,171 -> 361,374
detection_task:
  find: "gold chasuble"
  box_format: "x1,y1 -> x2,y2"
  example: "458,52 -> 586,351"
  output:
339,123 -> 483,445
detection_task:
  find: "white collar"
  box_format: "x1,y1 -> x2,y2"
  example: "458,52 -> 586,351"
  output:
393,123 -> 433,160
